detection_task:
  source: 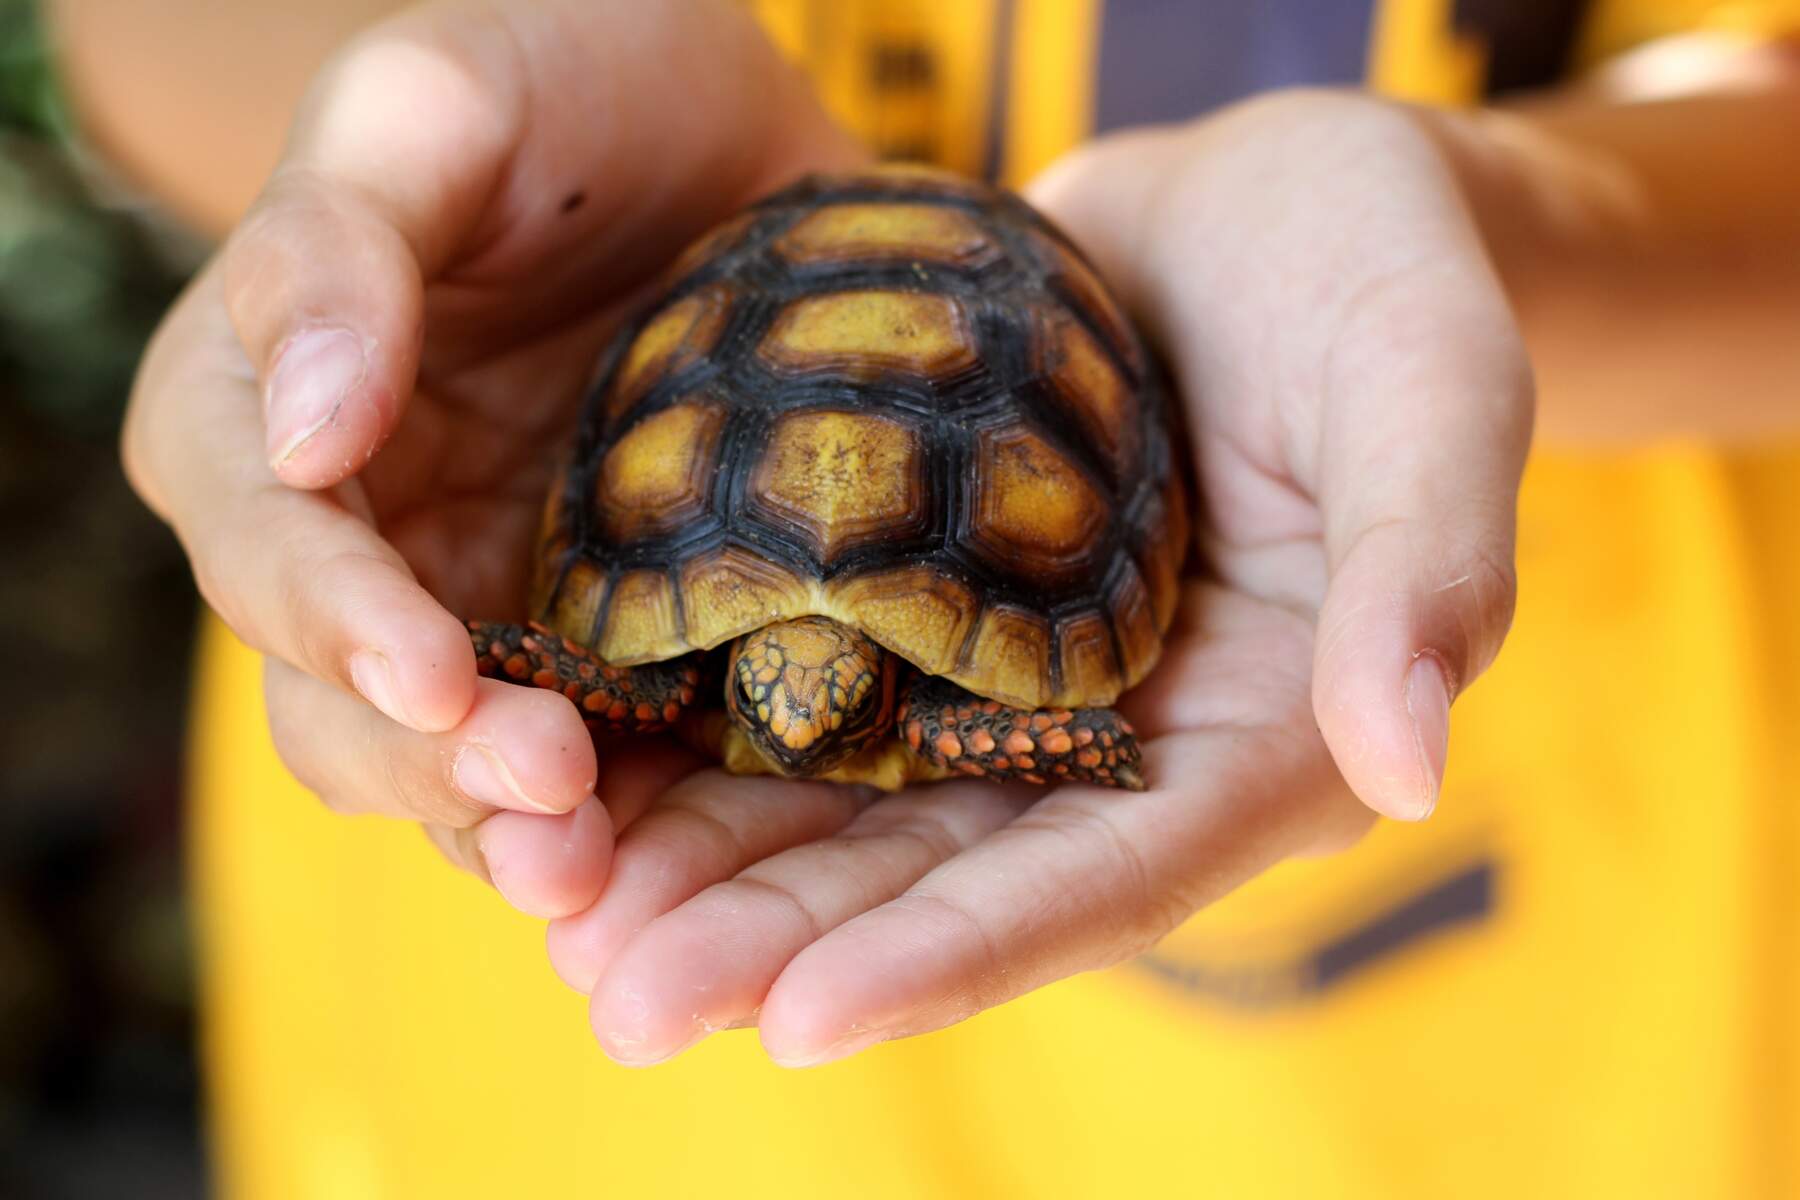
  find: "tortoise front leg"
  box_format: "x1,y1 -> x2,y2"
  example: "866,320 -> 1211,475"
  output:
468,620 -> 701,734
897,674 -> 1146,791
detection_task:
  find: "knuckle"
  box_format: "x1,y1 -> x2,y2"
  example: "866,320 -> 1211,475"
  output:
1443,531 -> 1519,680
729,875 -> 825,943
275,540 -> 391,674
1071,804 -> 1190,953
660,804 -> 755,870
417,749 -> 486,828
890,890 -> 1006,1014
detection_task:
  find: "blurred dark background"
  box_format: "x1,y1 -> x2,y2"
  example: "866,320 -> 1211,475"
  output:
0,1 -> 207,1194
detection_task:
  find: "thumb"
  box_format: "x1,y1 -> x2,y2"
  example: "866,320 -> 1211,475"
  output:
220,0 -> 861,490
220,16 -> 515,488
1310,264 -> 1533,821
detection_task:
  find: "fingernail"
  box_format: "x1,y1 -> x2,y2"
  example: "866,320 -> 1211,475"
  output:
596,986 -> 709,1067
477,800 -> 606,918
349,650 -> 415,728
770,1027 -> 884,1069
454,744 -> 555,813
266,327 -> 366,467
602,1026 -> 708,1068
1404,653 -> 1452,820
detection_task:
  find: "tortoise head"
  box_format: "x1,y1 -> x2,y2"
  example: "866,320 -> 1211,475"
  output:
725,616 -> 897,778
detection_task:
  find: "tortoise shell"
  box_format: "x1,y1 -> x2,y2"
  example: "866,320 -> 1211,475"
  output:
530,165 -> 1188,710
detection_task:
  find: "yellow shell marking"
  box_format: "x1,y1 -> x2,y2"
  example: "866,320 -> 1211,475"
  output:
1044,312 -> 1135,473
608,288 -> 728,415
773,203 -> 996,267
976,427 -> 1106,562
760,291 -> 976,379
596,569 -> 681,664
597,402 -> 722,540
752,410 -> 924,562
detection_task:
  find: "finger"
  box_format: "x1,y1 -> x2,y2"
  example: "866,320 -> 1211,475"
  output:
587,782 -> 1036,1065
422,797 -> 612,919
1288,113 -> 1532,822
125,271 -> 477,732
758,732 -> 1369,1067
542,775 -> 871,996
222,0 -> 862,488
265,658 -> 595,825
1029,98 -> 1532,821
586,737 -> 716,836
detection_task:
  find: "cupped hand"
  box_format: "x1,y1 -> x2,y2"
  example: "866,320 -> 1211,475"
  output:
552,92 -> 1532,1066
121,0 -> 863,916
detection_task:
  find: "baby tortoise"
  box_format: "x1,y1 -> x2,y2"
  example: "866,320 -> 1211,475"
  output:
469,164 -> 1189,791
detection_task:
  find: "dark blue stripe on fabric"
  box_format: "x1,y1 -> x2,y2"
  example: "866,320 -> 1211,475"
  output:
1136,859 -> 1497,1011
1093,0 -> 1377,132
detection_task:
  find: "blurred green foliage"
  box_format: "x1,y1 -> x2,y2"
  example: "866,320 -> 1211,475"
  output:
0,3 -> 206,1192
0,0 -> 188,435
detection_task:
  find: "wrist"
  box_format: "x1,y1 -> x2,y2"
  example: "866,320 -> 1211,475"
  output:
1410,102 -> 1643,335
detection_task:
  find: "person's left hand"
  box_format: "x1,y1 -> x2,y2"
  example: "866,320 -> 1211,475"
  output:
546,93 -> 1533,1067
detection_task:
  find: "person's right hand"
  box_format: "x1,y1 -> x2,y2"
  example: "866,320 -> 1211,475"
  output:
122,0 -> 864,916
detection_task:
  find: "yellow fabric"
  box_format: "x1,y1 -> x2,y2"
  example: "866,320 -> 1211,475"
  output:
191,1 -> 1800,1196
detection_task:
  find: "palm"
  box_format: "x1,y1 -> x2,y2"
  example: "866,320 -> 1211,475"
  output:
539,97 -> 1535,1065
360,314 -> 621,616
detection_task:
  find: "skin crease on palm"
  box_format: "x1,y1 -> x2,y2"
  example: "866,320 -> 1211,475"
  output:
116,0 -> 1800,1067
